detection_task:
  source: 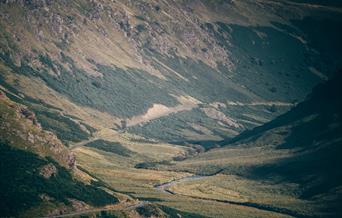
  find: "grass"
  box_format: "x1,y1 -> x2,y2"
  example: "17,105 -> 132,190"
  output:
1,67 -> 120,129
1,52 -> 179,118
84,139 -> 134,157
135,204 -> 209,218
215,22 -> 320,102
134,160 -> 172,169
1,71 -> 92,145
127,108 -> 228,146
73,145 -> 293,217
37,54 -> 179,117
33,107 -> 91,144
91,128 -> 190,161
158,205 -> 208,218
73,146 -> 189,190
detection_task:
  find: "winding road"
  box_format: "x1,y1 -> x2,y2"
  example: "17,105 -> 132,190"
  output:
69,137 -> 99,149
43,201 -> 148,218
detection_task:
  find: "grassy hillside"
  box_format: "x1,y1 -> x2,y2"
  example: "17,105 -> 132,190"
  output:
1,0 -> 341,143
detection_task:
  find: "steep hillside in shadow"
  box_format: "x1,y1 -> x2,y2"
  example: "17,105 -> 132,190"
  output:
230,72 -> 342,147
228,72 -> 342,215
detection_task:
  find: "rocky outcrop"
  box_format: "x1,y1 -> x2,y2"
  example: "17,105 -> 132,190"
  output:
20,107 -> 40,127
68,198 -> 90,211
39,163 -> 57,179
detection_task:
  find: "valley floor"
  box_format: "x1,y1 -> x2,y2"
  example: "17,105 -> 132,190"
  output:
69,128 -> 321,218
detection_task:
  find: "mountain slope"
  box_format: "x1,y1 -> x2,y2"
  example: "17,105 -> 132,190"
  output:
1,0 -> 341,144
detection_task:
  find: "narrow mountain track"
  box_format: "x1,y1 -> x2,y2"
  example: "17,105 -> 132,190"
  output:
42,201 -> 148,218
125,100 -> 293,128
69,137 -> 99,149
226,101 -> 295,106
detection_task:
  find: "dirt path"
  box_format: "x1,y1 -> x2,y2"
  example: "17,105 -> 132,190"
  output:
226,101 -> 294,106
43,201 -> 148,218
126,100 -> 293,128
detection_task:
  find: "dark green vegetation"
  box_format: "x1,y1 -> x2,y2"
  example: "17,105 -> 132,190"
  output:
0,142 -> 118,217
1,52 -> 179,118
157,205 -> 208,218
84,139 -> 134,157
128,108 -> 229,145
147,51 -> 252,103
136,204 -> 208,218
289,0 -> 342,7
135,204 -> 166,218
206,22 -> 319,102
135,160 -> 172,169
45,61 -> 179,118
96,211 -> 122,218
0,50 -> 178,118
33,108 -> 92,144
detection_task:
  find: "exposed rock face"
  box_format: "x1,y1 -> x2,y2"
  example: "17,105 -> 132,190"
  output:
68,198 -> 90,211
66,153 -> 76,169
39,193 -> 54,201
39,163 -> 57,179
20,108 -> 40,127
47,206 -> 68,217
